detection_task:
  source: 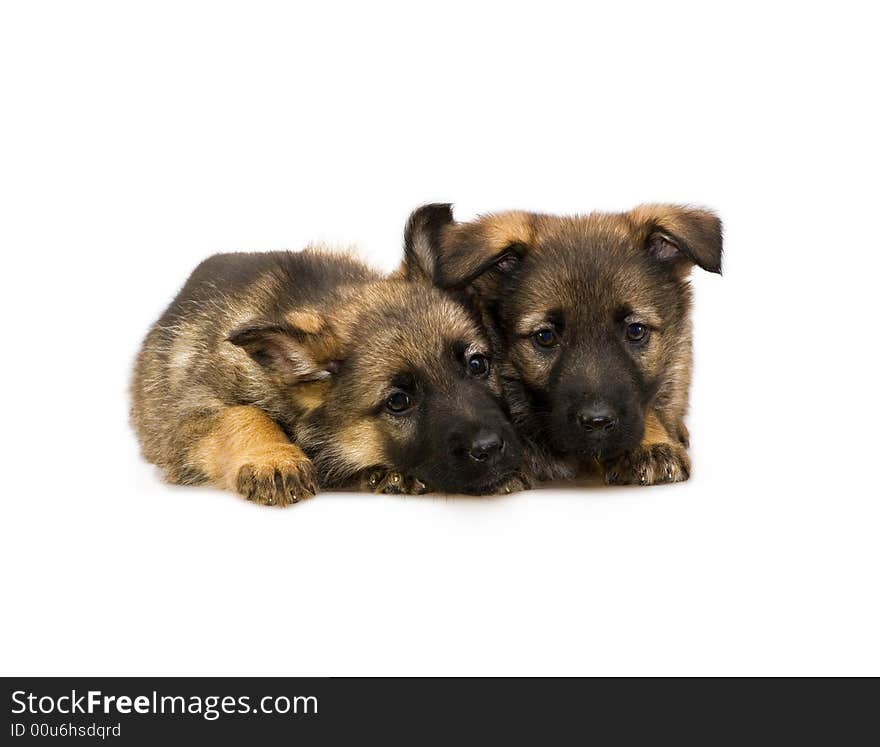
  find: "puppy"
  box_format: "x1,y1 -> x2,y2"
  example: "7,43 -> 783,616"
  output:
130,247 -> 525,505
403,203 -> 722,486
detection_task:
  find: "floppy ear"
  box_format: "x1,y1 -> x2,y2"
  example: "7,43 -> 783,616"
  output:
402,203 -> 455,284
433,209 -> 535,289
630,204 -> 723,274
227,313 -> 341,385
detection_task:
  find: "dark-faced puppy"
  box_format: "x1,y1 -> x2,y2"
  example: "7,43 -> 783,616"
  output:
403,203 -> 722,486
131,248 -> 524,506
289,276 -> 526,496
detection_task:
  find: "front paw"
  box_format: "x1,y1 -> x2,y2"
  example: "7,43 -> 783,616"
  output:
490,469 -> 533,495
603,443 -> 690,486
235,447 -> 318,506
362,469 -> 428,495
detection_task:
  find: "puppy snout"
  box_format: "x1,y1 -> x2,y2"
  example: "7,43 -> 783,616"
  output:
577,405 -> 618,434
468,429 -> 505,463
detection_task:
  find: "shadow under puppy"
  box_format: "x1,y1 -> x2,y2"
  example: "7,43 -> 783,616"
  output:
403,203 -> 722,486
131,247 -> 525,506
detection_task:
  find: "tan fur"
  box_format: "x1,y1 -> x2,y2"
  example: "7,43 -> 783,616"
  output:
641,411 -> 673,446
131,244 -> 521,502
192,406 -> 302,488
334,422 -> 386,471
472,212 -> 534,252
292,380 -> 332,413
285,309 -> 325,334
407,202 -> 721,485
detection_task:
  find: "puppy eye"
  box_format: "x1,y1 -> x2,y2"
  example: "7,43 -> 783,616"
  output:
625,323 -> 649,342
467,354 -> 490,377
533,328 -> 558,347
385,391 -> 412,414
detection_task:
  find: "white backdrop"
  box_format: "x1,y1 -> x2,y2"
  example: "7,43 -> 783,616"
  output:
2,1 -> 878,676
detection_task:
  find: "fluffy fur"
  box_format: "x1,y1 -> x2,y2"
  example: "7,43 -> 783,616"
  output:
402,203 -> 723,486
131,247 -> 526,505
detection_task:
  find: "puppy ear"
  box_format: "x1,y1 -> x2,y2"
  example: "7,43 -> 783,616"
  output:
435,210 -> 535,289
227,312 -> 341,385
402,203 -> 455,284
631,204 -> 723,274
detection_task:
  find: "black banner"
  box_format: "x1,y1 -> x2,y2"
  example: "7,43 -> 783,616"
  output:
3,677 -> 876,743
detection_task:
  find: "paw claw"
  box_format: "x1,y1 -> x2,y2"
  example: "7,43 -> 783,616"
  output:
235,449 -> 317,507
487,470 -> 533,495
361,469 -> 430,495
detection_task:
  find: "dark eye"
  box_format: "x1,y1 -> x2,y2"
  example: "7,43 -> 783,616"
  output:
385,391 -> 412,414
533,328 -> 558,347
625,323 -> 648,342
467,354 -> 489,377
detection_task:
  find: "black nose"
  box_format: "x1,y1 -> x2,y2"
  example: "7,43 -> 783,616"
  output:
577,406 -> 618,433
469,430 -> 504,462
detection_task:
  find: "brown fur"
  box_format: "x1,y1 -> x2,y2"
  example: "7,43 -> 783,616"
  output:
191,406 -> 316,506
131,246 -> 524,504
403,203 -> 722,486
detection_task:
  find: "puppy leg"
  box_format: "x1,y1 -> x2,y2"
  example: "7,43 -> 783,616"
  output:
602,411 -> 690,486
192,406 -> 318,506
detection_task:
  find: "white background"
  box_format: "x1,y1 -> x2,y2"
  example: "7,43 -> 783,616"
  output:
2,1 -> 878,676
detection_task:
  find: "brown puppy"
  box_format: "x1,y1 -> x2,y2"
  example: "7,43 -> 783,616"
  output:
130,247 -> 525,505
403,203 -> 722,486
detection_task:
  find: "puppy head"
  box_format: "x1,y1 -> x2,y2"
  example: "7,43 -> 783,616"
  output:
404,202 -> 722,459
230,281 -> 522,493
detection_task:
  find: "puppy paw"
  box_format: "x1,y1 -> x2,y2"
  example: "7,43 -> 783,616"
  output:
491,470 -> 533,495
235,447 -> 318,506
361,469 -> 428,495
603,443 -> 690,486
